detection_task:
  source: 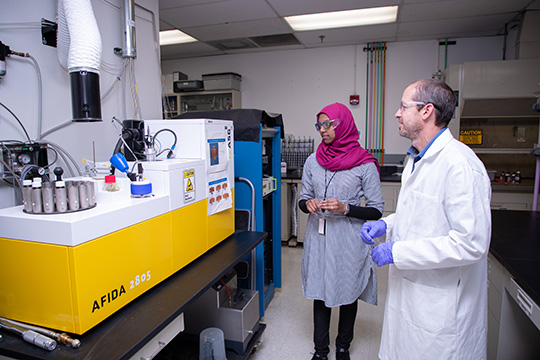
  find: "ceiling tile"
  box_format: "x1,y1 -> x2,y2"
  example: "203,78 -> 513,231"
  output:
160,0 -> 277,28
294,23 -> 398,46
266,0 -> 399,16
397,13 -> 517,39
400,0 -> 531,21
183,18 -> 292,41
159,0 -> 229,10
160,42 -> 224,60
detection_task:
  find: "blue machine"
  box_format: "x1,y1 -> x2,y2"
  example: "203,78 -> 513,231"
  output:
235,126 -> 281,315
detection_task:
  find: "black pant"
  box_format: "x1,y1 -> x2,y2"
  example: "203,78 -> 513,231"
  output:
313,299 -> 358,355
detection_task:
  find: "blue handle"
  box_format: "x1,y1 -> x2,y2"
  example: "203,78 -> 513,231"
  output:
110,153 -> 129,173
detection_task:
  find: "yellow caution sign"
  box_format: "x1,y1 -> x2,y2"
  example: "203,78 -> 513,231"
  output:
184,169 -> 195,202
459,129 -> 483,145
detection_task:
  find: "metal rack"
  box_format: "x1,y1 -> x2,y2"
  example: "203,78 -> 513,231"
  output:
281,135 -> 314,169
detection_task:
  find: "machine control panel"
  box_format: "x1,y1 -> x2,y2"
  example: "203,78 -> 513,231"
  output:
0,142 -> 48,180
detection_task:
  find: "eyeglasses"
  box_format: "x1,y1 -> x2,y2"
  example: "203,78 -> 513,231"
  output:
398,101 -> 427,112
315,119 -> 340,131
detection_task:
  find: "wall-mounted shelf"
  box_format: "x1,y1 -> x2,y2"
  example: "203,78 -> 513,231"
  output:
162,90 -> 242,118
471,148 -> 532,155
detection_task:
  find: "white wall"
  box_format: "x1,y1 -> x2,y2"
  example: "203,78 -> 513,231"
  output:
0,0 -> 161,209
162,36 -> 504,156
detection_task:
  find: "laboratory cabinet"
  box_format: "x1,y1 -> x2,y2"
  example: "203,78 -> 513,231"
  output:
380,182 -> 401,216
280,137 -> 314,246
281,178 -> 308,246
487,253 -> 507,360
280,180 -> 291,242
162,90 -> 241,118
490,191 -> 536,211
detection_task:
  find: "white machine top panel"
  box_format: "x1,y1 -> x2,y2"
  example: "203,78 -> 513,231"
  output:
0,194 -> 170,247
0,159 -> 207,247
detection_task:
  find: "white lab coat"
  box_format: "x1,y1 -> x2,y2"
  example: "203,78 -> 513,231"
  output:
379,129 -> 492,360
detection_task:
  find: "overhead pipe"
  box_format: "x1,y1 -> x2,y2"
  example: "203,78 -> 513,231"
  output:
57,0 -> 102,122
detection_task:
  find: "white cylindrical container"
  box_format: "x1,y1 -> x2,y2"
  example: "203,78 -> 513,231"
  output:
55,181 -> 68,212
41,182 -> 55,213
78,181 -> 89,209
66,181 -> 79,211
31,178 -> 43,213
22,179 -> 33,212
85,181 -> 96,206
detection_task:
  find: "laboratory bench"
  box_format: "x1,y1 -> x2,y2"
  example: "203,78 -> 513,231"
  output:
0,231 -> 267,360
281,168 -> 303,180
490,210 -> 540,305
488,210 -> 540,359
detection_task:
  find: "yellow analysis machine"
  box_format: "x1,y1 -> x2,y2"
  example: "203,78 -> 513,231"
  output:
0,120 -> 235,335
144,119 -> 236,249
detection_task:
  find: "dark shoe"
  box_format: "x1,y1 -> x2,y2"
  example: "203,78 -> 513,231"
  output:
336,348 -> 351,360
311,352 -> 328,360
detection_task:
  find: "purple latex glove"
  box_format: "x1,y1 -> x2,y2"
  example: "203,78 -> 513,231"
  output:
372,241 -> 394,267
360,220 -> 387,245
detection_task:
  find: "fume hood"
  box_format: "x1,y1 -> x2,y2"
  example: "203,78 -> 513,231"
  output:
451,59 -> 540,119
444,59 -> 540,203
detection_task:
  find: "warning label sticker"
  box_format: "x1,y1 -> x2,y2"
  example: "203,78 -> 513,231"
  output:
459,129 -> 483,145
184,169 -> 195,203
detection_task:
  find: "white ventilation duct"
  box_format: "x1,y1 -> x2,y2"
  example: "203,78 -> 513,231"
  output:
57,0 -> 102,121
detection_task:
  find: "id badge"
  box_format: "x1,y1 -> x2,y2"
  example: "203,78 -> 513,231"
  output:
318,218 -> 326,235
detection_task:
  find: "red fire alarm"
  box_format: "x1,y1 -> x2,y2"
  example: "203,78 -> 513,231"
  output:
349,94 -> 360,105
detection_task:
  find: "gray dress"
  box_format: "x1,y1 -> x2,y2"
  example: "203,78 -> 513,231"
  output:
299,153 -> 384,307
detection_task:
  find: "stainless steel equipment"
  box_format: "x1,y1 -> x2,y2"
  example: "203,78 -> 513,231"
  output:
183,270 -> 260,355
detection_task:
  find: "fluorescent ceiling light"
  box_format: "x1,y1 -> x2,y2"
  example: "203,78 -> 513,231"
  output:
159,29 -> 197,46
285,6 -> 398,31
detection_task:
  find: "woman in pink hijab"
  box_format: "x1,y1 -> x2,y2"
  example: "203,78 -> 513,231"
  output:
298,103 -> 384,360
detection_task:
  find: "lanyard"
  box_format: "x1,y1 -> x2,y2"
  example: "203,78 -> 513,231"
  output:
324,169 -> 337,201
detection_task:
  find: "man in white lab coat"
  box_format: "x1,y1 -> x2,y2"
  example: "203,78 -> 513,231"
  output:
361,79 -> 492,360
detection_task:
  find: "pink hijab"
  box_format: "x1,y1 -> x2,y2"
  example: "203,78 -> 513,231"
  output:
315,103 -> 379,172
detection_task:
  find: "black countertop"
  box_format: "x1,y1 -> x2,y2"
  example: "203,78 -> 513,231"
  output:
281,169 -> 303,180
0,231 -> 267,360
490,210 -> 540,305
380,174 -> 401,182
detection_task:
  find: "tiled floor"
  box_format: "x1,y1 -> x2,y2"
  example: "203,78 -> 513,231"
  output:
249,244 -> 388,360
